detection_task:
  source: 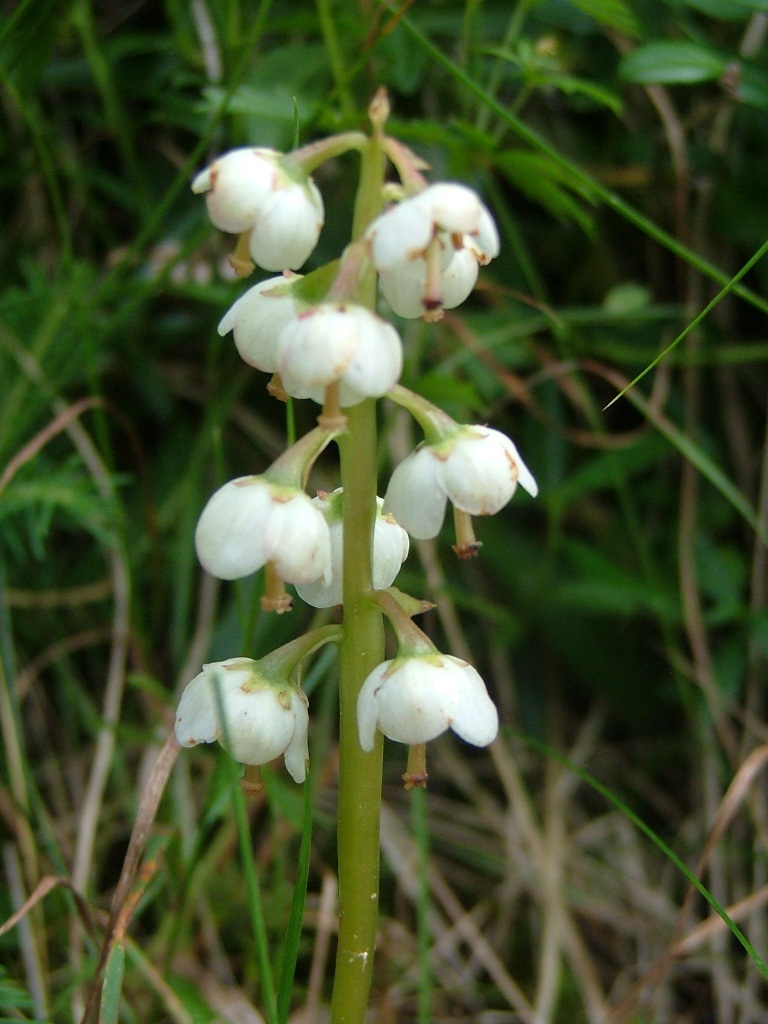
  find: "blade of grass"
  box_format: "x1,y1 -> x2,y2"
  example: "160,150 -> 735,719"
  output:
99,942 -> 125,1024
604,234 -> 768,408
583,361 -> 768,551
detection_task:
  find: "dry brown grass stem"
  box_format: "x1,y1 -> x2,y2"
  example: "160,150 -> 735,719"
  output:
380,803 -> 539,1022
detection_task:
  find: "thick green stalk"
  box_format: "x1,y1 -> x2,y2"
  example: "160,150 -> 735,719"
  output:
330,121 -> 387,1024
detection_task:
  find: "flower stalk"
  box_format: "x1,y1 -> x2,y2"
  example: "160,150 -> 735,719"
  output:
330,100 -> 388,1024
178,85 -> 537,1024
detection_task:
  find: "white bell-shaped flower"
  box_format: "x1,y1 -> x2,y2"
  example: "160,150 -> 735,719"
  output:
365,183 -> 499,318
218,274 -> 301,373
276,303 -> 403,406
357,653 -> 498,751
378,246 -> 479,319
384,425 -> 538,540
295,490 -> 410,608
195,475 -> 331,585
175,657 -> 309,780
192,147 -> 324,271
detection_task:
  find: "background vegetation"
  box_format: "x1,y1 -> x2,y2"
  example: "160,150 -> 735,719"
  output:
2,0 -> 768,1021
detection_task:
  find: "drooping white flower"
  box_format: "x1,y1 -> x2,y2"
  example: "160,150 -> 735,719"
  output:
295,490 -> 410,608
192,148 -> 324,271
175,657 -> 309,780
276,302 -> 403,406
217,274 -> 301,373
365,183 -> 500,318
195,475 -> 331,585
357,653 -> 498,751
383,425 -> 538,540
378,246 -> 479,320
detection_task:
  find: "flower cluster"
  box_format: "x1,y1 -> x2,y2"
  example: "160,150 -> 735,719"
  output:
179,110 -> 537,787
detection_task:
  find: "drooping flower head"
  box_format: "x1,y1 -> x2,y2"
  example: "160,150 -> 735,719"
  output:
276,302 -> 403,407
357,589 -> 498,761
175,626 -> 341,781
365,182 -> 500,319
192,147 -> 324,271
175,658 -> 310,780
195,475 -> 332,585
384,424 -> 538,542
357,652 -> 499,752
194,426 -> 339,611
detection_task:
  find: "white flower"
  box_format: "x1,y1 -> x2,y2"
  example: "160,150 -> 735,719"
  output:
357,653 -> 498,751
192,147 -> 324,271
383,425 -> 538,539
276,303 -> 403,406
175,658 -> 309,780
378,246 -> 479,320
365,183 -> 500,318
217,274 -> 301,373
295,490 -> 410,608
195,476 -> 331,585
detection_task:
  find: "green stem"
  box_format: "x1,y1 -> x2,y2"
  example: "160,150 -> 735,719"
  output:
330,115 -> 387,1024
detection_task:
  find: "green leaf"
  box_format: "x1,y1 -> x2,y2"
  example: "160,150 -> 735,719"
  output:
682,0 -> 768,15
100,942 -> 125,1024
547,73 -> 624,114
568,0 -> 640,36
733,64 -> 768,110
560,538 -> 680,620
620,41 -> 728,85
496,150 -> 596,233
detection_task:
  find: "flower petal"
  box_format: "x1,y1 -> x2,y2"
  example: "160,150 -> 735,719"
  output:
439,248 -> 479,311
384,447 -> 448,539
278,306 -> 358,397
378,260 -> 429,319
282,690 -> 310,782
415,183 -> 487,236
218,275 -> 300,373
438,428 -> 519,516
341,311 -> 403,397
249,181 -> 324,271
261,492 -> 332,586
367,200 -> 434,270
357,663 -> 387,752
371,660 -> 453,744
195,477 -> 272,580
197,148 -> 277,233
442,657 -> 499,746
